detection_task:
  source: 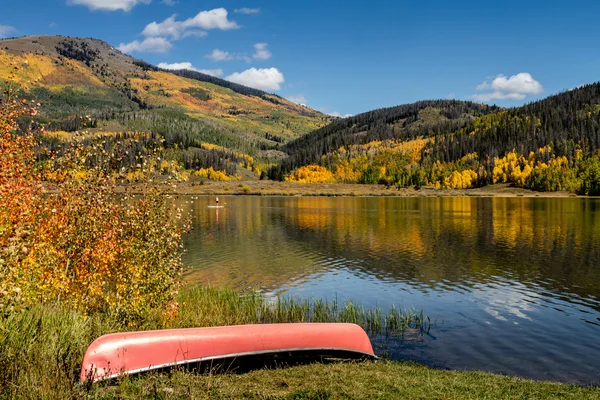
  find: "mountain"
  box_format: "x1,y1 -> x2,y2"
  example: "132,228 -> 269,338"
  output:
275,88 -> 600,195
0,35 -> 331,177
275,100 -> 501,175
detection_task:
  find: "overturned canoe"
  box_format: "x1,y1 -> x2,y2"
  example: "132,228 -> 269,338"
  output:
80,323 -> 375,382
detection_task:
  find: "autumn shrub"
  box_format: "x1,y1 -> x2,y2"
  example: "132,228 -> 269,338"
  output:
0,86 -> 188,320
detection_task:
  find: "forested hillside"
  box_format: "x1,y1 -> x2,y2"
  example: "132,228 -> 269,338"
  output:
276,100 -> 500,172
276,86 -> 600,195
0,35 -> 330,180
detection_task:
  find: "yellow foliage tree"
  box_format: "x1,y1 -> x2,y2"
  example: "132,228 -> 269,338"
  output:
286,165 -> 335,183
443,170 -> 478,189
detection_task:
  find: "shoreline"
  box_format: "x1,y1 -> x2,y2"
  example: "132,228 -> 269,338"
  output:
119,181 -> 583,198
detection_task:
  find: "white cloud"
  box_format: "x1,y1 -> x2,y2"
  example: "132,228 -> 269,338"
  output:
226,67 -> 284,91
162,0 -> 176,4
446,93 -> 456,100
205,49 -> 233,61
158,62 -> 222,77
287,94 -> 306,104
252,43 -> 271,60
142,8 -> 238,40
197,69 -> 223,77
118,37 -> 172,53
67,0 -> 150,11
319,107 -> 352,118
205,49 -> 251,62
234,7 -> 260,14
329,111 -> 353,118
472,72 -> 543,102
0,24 -> 15,38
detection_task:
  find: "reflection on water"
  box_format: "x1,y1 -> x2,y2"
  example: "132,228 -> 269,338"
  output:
180,196 -> 600,384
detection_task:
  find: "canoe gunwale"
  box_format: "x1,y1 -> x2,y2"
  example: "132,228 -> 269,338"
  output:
86,347 -> 377,382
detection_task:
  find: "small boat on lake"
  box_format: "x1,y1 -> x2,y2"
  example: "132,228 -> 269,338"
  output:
80,323 -> 375,382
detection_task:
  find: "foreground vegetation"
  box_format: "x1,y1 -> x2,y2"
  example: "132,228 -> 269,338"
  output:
0,285 -> 429,398
3,285 -> 598,399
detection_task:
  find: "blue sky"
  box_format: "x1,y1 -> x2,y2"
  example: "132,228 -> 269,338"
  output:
1,0 -> 599,116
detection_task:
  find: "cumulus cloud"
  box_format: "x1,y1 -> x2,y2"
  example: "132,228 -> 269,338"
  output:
118,37 -> 172,53
234,7 -> 260,14
142,8 -> 239,40
472,72 -> 543,102
0,24 -> 15,38
67,0 -> 150,11
158,61 -> 223,77
226,67 -> 284,91
205,49 -> 233,61
287,94 -> 307,104
252,43 -> 271,60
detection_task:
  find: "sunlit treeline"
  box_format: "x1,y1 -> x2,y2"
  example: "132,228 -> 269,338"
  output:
277,84 -> 600,194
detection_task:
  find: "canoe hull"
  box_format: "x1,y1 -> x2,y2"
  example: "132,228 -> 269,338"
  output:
80,323 -> 375,382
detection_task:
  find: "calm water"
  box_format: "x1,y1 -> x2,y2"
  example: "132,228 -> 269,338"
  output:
178,196 -> 600,385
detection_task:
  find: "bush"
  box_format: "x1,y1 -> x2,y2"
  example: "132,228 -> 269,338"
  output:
0,85 -> 188,321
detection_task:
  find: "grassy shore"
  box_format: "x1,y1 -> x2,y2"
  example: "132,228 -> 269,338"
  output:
120,181 -> 579,198
1,286 -> 598,399
79,361 -> 600,399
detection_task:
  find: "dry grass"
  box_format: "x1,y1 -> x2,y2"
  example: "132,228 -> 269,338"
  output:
120,181 -> 576,198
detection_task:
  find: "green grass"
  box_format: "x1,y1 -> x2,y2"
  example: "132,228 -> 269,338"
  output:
1,286 -> 597,399
78,362 -> 600,400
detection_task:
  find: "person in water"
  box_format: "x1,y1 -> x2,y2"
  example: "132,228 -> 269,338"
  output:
215,196 -> 219,205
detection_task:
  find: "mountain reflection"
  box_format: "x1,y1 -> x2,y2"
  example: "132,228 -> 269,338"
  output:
180,196 -> 600,310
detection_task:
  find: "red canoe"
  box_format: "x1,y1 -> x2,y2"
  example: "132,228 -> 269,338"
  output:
80,323 -> 375,382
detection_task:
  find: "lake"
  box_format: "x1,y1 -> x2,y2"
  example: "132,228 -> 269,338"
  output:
178,195 -> 600,385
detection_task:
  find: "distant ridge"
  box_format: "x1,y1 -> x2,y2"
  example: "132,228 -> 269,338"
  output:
0,35 -> 330,143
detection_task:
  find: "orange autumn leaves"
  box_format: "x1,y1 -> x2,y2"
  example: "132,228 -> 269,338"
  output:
0,87 -> 187,320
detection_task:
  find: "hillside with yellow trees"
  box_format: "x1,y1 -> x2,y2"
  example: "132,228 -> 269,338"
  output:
0,35 -> 331,180
277,89 -> 600,195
